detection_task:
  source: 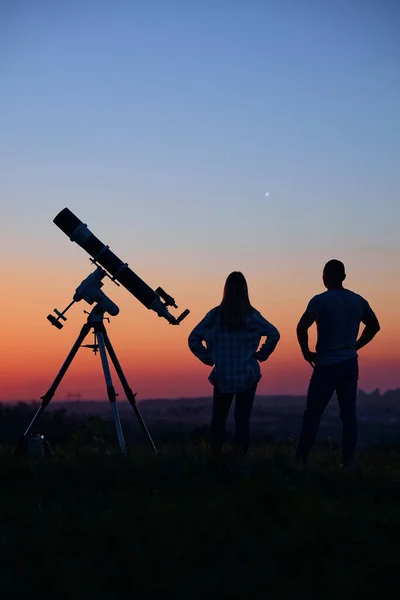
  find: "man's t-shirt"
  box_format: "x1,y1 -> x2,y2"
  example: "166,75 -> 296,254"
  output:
307,289 -> 374,366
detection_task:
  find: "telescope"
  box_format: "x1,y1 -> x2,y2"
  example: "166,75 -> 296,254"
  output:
48,207 -> 189,327
19,208 -> 190,456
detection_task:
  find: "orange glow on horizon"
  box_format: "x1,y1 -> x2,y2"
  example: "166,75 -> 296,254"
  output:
1,256 -> 399,402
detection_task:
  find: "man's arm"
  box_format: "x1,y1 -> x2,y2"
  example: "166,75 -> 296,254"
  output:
296,308 -> 318,367
188,311 -> 215,366
356,304 -> 380,351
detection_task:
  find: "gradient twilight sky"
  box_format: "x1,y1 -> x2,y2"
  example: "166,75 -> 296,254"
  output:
1,1 -> 399,402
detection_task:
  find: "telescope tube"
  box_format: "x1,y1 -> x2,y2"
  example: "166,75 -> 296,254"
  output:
53,208 -> 176,322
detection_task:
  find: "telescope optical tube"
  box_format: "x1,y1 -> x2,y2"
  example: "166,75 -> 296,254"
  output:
53,208 -> 176,323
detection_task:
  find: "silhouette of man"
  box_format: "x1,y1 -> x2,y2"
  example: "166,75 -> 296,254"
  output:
295,259 -> 380,467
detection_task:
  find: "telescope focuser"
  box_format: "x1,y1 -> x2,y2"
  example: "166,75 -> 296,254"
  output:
156,287 -> 178,308
154,287 -> 190,324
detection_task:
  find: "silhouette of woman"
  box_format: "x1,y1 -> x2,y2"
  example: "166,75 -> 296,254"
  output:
188,271 -> 280,462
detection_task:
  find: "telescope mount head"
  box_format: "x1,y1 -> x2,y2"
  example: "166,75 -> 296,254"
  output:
47,267 -> 120,329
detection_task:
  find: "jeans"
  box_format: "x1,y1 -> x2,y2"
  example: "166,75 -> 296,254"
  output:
210,381 -> 258,457
295,357 -> 359,466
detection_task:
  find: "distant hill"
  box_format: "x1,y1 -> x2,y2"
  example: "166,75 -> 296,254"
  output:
4,387 -> 398,410
1,388 -> 400,446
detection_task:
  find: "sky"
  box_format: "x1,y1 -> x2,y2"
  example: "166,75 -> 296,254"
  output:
1,0 -> 399,402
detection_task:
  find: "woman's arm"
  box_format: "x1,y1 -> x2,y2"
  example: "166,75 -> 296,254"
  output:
188,310 -> 216,366
253,312 -> 280,362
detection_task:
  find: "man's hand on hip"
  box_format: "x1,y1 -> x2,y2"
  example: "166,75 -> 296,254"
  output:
303,350 -> 317,368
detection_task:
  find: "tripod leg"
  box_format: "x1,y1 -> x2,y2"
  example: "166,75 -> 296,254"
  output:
95,330 -> 127,454
23,322 -> 92,439
102,327 -> 157,453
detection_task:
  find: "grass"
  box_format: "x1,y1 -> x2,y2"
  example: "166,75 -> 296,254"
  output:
1,441 -> 400,599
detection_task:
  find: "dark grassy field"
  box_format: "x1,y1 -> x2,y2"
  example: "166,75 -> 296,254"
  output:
1,441 -> 400,599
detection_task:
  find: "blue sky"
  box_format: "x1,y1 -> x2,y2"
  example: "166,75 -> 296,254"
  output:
1,0 -> 399,281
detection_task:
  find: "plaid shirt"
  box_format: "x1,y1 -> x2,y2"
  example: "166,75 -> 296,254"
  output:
188,307 -> 280,393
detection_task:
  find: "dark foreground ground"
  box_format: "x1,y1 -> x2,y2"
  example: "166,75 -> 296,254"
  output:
1,442 -> 400,600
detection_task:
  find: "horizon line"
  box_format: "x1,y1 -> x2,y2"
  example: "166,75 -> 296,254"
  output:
1,387 -> 398,405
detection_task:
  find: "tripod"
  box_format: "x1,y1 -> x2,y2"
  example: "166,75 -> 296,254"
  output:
23,304 -> 157,454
